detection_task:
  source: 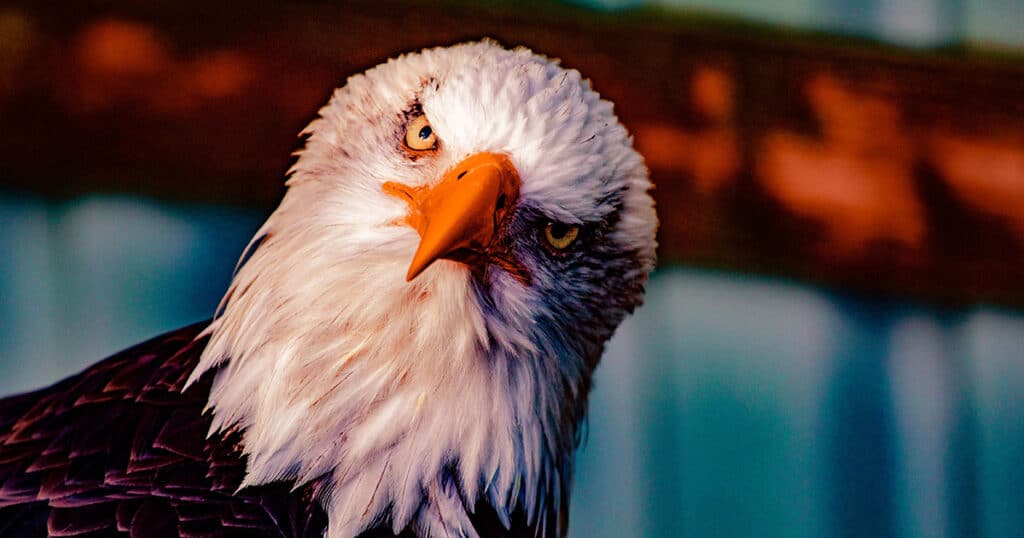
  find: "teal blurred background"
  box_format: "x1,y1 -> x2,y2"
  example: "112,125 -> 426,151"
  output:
2,0 -> 1023,536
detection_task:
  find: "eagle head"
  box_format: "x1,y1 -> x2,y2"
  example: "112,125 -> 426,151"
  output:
188,41 -> 657,537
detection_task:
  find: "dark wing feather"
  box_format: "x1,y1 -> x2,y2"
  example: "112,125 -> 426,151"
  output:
0,323 -> 553,538
0,322 -> 327,538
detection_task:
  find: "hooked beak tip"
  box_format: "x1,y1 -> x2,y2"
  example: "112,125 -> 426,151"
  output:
405,264 -> 426,282
386,152 -> 521,283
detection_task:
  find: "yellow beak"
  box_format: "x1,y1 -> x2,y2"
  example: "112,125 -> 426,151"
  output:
384,152 -> 521,281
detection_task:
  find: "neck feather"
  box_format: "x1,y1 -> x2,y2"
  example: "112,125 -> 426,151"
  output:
187,198 -> 581,537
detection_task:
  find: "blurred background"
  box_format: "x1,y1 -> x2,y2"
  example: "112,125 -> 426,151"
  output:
1,0 -> 1022,536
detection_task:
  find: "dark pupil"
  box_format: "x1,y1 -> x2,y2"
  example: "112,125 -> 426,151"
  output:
418,125 -> 433,140
549,222 -> 569,239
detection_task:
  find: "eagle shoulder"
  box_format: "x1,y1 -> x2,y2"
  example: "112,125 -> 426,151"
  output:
0,322 -> 326,538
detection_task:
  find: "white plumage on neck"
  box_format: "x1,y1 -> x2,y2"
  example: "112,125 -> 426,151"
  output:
186,41 -> 657,538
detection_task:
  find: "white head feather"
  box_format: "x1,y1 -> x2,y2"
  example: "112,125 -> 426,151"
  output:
187,41 -> 657,537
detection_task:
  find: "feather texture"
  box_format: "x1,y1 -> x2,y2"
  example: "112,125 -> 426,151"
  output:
0,324 -> 552,537
0,323 -> 326,537
2,40 -> 656,538
189,41 -> 656,537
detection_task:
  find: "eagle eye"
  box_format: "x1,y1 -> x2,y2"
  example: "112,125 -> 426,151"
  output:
543,222 -> 580,251
404,115 -> 438,151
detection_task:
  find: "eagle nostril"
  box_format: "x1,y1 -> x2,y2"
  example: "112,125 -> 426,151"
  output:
457,170 -> 467,180
496,193 -> 506,211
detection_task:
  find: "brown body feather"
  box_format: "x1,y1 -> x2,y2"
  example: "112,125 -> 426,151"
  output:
0,323 -> 545,537
0,322 -> 327,537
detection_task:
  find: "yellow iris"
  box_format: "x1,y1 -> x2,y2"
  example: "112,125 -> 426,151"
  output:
404,115 -> 438,151
544,222 -> 580,250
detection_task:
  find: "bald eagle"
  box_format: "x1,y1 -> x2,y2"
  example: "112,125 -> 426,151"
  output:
0,41 -> 657,537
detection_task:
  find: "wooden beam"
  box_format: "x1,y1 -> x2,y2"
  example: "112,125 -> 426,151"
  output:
1,0 -> 1022,307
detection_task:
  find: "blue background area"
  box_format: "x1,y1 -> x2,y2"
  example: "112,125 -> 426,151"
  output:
2,194 -> 1022,537
578,0 -> 1024,48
